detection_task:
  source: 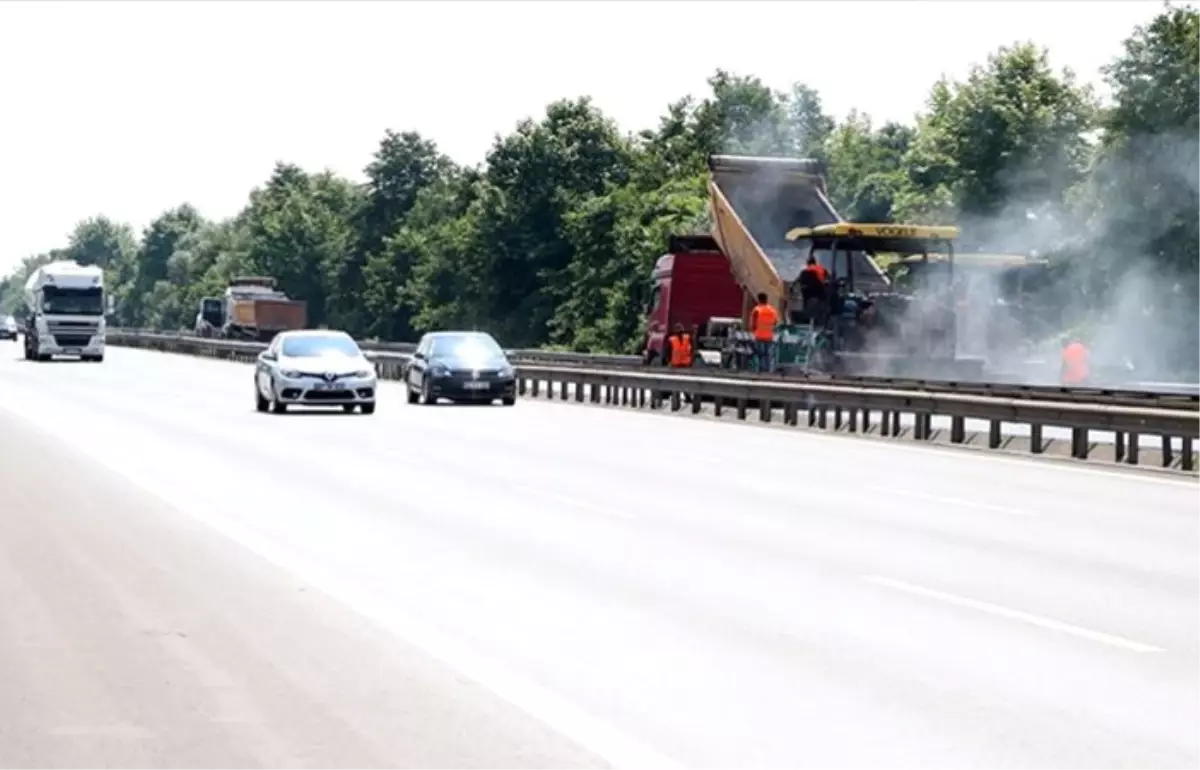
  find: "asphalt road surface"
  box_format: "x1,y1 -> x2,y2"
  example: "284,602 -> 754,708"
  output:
0,345 -> 1196,769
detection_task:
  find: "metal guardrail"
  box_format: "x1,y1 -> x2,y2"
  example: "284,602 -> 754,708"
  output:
108,330 -> 1199,473
113,329 -> 1198,411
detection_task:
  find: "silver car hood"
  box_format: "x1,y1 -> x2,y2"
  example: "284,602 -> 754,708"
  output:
278,354 -> 372,376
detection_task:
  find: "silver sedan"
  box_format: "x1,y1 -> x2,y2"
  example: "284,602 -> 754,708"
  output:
254,330 -> 378,414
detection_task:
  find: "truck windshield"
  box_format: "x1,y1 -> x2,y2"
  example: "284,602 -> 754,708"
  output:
43,286 -> 104,315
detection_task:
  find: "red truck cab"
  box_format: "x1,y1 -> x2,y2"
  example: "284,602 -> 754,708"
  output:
642,235 -> 745,364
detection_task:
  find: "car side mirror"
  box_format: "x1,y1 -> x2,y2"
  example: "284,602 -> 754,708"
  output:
413,351 -> 426,361
260,351 -> 276,362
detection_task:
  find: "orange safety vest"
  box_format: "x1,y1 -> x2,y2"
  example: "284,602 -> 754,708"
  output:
749,303 -> 779,342
1061,342 -> 1090,384
669,333 -> 693,367
805,264 -> 829,283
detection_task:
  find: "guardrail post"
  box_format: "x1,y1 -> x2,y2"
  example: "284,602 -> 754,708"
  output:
1030,423 -> 1043,454
1127,434 -> 1140,465
784,402 -> 797,426
913,413 -> 926,440
713,396 -> 723,417
880,411 -> 890,437
560,380 -> 569,401
808,406 -> 817,428
670,391 -> 681,411
1161,435 -> 1174,468
950,416 -> 965,444
846,408 -> 858,433
891,411 -> 901,436
988,420 -> 1002,449
1114,431 -> 1125,463
576,382 -> 586,403
818,408 -> 828,430
833,407 -> 843,430
1070,427 -> 1089,460
691,393 -> 701,414
759,399 -> 771,423
861,409 -> 871,433
736,398 -> 747,420
531,378 -> 540,397
519,378 -> 528,396
1183,438 -> 1194,472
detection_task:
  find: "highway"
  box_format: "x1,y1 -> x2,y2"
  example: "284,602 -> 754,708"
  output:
0,344 -> 1196,768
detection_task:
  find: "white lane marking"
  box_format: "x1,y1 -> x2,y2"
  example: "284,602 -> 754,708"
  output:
0,403 -> 681,770
863,575 -> 1165,654
510,484 -> 636,520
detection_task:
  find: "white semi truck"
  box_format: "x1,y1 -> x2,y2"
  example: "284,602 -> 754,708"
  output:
23,261 -> 106,362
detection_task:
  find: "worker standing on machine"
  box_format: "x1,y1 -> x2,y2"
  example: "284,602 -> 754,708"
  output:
748,292 -> 780,373
799,256 -> 830,326
1061,336 -> 1091,385
666,322 -> 694,368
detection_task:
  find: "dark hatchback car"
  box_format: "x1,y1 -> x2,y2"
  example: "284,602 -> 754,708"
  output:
405,331 -> 517,406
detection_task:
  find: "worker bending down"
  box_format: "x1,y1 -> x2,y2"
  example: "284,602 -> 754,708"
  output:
749,292 -> 780,373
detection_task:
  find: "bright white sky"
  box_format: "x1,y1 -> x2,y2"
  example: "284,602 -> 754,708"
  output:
0,0 -> 1164,277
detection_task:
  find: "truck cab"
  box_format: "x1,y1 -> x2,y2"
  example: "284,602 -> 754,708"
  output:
641,235 -> 744,365
23,261 -> 106,362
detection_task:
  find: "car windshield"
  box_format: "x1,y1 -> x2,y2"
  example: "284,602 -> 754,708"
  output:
429,333 -> 506,364
281,334 -> 361,358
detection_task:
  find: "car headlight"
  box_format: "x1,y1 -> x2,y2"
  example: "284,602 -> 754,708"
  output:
352,370 -> 372,378
281,369 -> 302,378
430,364 -> 450,377
497,365 -> 515,378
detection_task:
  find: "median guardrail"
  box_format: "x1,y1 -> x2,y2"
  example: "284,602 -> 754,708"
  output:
108,330 -> 1198,473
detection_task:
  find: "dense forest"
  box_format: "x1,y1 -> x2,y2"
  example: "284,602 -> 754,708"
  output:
2,5 -> 1197,372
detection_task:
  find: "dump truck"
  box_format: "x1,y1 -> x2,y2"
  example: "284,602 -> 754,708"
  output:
641,154 -> 983,377
194,276 -> 307,342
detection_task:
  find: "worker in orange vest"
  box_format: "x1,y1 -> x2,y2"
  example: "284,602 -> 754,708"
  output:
1061,337 -> 1090,385
748,292 -> 780,372
666,322 -> 694,368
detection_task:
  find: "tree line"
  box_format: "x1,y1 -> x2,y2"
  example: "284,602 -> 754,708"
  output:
2,5 -> 1196,369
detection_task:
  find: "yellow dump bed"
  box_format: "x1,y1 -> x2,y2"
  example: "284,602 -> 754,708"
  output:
707,154 -> 890,314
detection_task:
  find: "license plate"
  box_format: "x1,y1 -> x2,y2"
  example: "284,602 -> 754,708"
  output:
64,348 -> 81,355
310,381 -> 330,390
463,381 -> 489,390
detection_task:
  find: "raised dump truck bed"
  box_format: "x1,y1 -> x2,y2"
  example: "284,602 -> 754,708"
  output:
706,154 -> 889,315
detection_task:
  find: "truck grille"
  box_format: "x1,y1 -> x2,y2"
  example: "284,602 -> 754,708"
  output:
53,334 -> 92,347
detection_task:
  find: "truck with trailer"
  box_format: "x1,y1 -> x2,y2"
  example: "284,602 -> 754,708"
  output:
194,276 -> 307,342
23,260 -> 106,362
640,154 -> 982,378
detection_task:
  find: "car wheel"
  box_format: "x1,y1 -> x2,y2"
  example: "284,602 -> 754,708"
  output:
256,384 -> 269,413
422,381 -> 436,406
501,396 -> 516,406
342,404 -> 357,413
361,403 -> 376,415
406,386 -> 419,404
267,378 -> 287,413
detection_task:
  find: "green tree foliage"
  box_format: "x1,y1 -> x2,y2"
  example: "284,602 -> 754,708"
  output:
1,7 -> 1194,375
